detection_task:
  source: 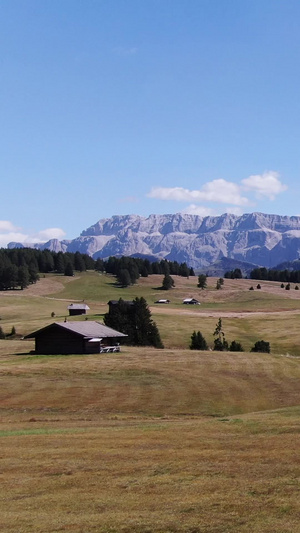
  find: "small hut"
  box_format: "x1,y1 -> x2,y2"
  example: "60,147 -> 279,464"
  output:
68,303 -> 90,316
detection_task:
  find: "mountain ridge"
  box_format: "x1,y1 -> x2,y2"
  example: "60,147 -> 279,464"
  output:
8,212 -> 300,269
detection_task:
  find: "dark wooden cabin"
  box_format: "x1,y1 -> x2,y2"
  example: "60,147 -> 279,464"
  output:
25,321 -> 127,355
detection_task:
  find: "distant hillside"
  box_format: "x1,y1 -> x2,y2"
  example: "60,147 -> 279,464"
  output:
8,212 -> 300,269
274,259 -> 300,271
197,257 -> 258,277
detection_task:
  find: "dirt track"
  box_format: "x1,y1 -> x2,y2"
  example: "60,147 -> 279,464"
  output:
150,306 -> 300,318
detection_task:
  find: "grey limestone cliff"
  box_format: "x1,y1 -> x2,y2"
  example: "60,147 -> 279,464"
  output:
8,212 -> 300,269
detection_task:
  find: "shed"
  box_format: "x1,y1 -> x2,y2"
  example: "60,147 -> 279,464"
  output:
183,298 -> 201,305
68,303 -> 90,316
25,321 -> 127,355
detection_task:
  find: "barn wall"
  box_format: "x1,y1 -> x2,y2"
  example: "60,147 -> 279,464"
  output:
35,328 -> 84,354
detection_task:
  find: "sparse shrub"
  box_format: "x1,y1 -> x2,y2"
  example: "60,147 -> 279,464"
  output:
249,286 -> 254,290
216,278 -> 224,290
229,340 -> 244,352
251,340 -> 270,353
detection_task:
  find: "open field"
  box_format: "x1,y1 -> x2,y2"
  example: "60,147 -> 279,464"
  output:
1,272 -> 300,531
1,271 -> 300,353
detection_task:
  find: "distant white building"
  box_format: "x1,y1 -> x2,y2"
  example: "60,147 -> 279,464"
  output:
67,303 -> 90,316
183,298 -> 200,305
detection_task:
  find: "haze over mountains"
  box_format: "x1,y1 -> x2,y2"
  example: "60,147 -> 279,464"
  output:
8,212 -> 300,270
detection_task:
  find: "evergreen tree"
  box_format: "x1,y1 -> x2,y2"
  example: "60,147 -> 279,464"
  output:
197,274 -> 207,289
64,262 -> 74,277
28,261 -> 39,284
251,340 -> 270,353
18,266 -> 30,289
55,252 -> 65,274
0,326 -> 5,339
190,330 -> 208,350
95,258 -> 105,272
213,318 -> 228,351
104,297 -> 163,348
162,273 -> 175,290
117,269 -> 131,287
74,252 -> 86,272
229,340 -> 244,352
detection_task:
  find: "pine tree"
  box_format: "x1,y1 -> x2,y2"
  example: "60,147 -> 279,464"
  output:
104,297 -> 163,348
213,318 -> 228,351
229,340 -> 244,352
197,274 -> 207,289
18,266 -> 30,289
64,262 -> 74,277
162,273 -> 175,290
251,340 -> 270,353
190,331 -> 208,350
117,269 -> 131,287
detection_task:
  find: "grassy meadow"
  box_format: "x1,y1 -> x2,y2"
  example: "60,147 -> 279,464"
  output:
1,272 -> 300,531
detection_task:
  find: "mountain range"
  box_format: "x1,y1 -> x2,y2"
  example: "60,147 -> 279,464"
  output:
8,212 -> 300,270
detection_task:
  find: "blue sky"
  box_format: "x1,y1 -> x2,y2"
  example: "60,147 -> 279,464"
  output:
1,0 -> 300,246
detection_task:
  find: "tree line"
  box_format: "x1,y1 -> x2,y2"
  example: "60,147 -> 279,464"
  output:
250,267 -> 300,283
0,247 -> 195,290
97,256 -> 194,287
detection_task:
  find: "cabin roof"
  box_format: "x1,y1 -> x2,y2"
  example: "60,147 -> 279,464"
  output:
25,321 -> 127,339
67,303 -> 90,310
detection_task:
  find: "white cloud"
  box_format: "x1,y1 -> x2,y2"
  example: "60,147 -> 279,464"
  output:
148,179 -> 249,206
241,171 -> 287,200
0,232 -> 30,248
223,206 -> 244,216
33,228 -> 66,243
0,220 -> 20,232
181,204 -> 217,217
182,204 -> 244,217
0,222 -> 66,248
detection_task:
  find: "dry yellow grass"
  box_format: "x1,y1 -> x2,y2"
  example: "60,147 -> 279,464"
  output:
1,344 -> 300,531
2,275 -> 300,531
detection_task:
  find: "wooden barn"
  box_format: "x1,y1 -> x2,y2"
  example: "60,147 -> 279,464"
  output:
67,303 -> 90,316
25,321 -> 127,355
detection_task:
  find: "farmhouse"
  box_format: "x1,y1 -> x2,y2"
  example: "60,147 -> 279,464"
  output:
183,298 -> 201,305
25,321 -> 127,355
67,303 -> 90,316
